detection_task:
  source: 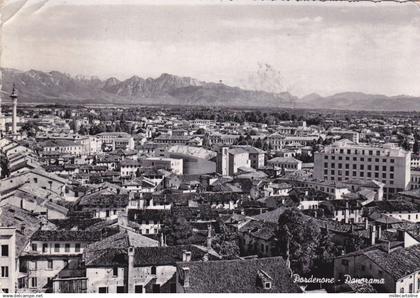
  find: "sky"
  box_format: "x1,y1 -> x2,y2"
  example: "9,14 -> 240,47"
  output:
1,0 -> 420,97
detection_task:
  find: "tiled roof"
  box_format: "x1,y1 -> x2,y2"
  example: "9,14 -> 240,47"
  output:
366,200 -> 420,213
0,205 -> 45,256
177,257 -> 300,293
31,230 -> 101,242
364,244 -> 420,280
132,245 -> 216,267
78,193 -> 129,208
252,207 -> 286,223
239,220 -> 277,241
84,229 -> 159,267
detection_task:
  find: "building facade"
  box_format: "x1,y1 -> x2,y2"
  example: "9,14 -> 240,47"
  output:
314,141 -> 410,198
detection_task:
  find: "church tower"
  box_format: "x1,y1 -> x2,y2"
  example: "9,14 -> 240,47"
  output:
10,84 -> 18,134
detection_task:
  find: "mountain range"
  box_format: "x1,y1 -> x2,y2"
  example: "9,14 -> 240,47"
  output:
1,68 -> 419,111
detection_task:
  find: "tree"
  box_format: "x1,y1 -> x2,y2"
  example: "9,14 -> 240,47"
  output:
196,128 -> 206,135
20,121 -> 37,138
414,139 -> 419,155
254,138 -> 263,149
275,208 -> 323,276
162,215 -> 193,246
211,219 -> 240,259
400,139 -> 411,151
78,125 -> 88,135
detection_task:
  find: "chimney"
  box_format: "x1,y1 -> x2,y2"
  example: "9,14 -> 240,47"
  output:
182,267 -> 190,287
370,225 -> 376,246
376,225 -> 382,240
128,247 -> 135,293
207,224 -> 212,250
159,233 -> 165,247
182,250 -> 191,262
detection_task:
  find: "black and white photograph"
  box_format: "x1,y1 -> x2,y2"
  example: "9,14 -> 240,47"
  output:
0,0 -> 420,295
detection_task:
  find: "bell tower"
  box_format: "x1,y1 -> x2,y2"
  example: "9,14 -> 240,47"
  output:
10,84 -> 18,135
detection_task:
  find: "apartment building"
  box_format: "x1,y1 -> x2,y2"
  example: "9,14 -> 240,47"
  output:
0,228 -> 16,293
314,140 -> 410,198
216,147 -> 251,176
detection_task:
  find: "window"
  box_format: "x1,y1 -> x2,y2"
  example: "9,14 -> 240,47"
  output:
98,287 -> 108,293
65,243 -> 70,252
31,277 -> 37,288
409,283 -> 413,293
2,289 -> 8,293
1,245 -> 9,257
54,243 -> 60,252
106,210 -> 110,217
152,284 -> 160,293
113,266 -> 118,277
42,243 -> 48,253
151,266 -> 156,275
75,243 -> 81,253
264,282 -> 272,290
1,266 -> 8,277
400,287 -> 404,293
33,178 -> 38,183
135,285 -> 143,293
31,244 -> 37,252
361,265 -> 365,271
48,260 -> 53,269
117,286 -> 125,293
341,259 -> 349,266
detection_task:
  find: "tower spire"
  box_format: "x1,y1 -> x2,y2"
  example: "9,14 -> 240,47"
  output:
10,84 -> 18,135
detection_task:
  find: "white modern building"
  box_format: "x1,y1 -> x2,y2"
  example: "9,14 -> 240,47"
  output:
314,140 -> 410,198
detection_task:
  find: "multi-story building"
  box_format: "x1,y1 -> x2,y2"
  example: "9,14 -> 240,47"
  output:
314,140 -> 410,198
330,129 -> 360,143
0,228 -> 16,293
216,147 -> 251,176
96,132 -> 134,151
231,145 -> 265,169
267,157 -> 302,171
142,158 -> 183,175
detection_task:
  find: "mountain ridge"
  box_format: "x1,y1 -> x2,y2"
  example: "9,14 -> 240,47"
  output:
1,68 -> 419,111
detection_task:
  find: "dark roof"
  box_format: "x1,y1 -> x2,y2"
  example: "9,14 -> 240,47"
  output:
177,257 -> 300,293
128,209 -> 170,222
252,207 -> 286,223
239,220 -> 277,241
132,245 -> 216,267
78,193 -> 129,208
365,199 -> 420,213
363,244 -> 420,280
31,230 -> 101,242
320,199 -> 363,210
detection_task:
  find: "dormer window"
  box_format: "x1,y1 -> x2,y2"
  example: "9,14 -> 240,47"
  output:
264,282 -> 272,290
